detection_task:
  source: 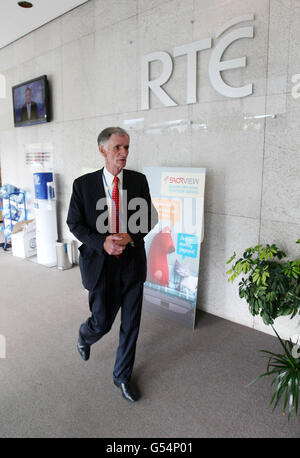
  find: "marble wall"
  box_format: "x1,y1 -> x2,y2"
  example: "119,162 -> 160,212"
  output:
0,0 -> 299,339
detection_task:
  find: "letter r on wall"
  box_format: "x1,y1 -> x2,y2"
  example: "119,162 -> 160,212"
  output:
141,51 -> 177,110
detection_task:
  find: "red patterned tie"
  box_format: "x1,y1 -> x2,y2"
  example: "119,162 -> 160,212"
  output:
112,176 -> 120,258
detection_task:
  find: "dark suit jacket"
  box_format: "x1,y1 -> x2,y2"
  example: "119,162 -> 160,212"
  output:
66,167 -> 158,291
20,101 -> 39,122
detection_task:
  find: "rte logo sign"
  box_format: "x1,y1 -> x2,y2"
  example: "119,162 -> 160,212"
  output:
141,13 -> 255,110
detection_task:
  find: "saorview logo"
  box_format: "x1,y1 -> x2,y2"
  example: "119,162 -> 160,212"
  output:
168,176 -> 200,185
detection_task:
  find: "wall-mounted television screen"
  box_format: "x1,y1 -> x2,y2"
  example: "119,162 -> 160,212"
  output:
12,75 -> 50,127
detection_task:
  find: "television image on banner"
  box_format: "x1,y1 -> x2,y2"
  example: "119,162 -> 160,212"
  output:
12,75 -> 50,127
143,167 -> 206,329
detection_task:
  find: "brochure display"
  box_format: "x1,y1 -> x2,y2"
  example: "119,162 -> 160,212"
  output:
0,185 -> 29,250
142,167 -> 206,329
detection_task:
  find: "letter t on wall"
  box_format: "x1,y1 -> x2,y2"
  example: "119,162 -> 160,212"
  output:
141,51 -> 177,110
173,39 -> 212,105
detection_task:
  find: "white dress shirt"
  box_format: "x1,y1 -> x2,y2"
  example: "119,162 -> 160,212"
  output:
102,166 -> 135,246
26,103 -> 31,119
102,166 -> 124,233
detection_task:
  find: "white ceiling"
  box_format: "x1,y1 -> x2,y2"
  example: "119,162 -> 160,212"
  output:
0,0 -> 89,49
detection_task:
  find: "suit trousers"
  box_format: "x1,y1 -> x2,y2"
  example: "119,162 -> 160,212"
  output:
79,245 -> 144,384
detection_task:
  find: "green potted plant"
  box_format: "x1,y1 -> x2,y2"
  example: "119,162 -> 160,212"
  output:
226,239 -> 300,420
249,326 -> 300,420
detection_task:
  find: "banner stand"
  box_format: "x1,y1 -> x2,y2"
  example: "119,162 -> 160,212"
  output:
143,167 -> 206,329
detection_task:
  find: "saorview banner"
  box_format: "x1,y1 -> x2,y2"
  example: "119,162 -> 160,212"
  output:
142,167 -> 206,329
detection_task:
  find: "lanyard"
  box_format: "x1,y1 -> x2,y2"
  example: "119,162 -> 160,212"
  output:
102,171 -> 123,228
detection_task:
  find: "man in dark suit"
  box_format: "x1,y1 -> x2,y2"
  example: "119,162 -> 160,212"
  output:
20,87 -> 39,121
66,127 -> 158,402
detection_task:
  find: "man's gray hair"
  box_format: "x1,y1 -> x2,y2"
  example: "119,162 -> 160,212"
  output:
97,127 -> 130,147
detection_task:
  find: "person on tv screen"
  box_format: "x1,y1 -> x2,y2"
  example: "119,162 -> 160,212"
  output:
20,87 -> 38,121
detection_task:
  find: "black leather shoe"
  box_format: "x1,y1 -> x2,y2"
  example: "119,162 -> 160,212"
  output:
114,380 -> 139,402
77,338 -> 90,361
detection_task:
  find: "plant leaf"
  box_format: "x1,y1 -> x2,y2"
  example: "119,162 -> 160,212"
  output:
226,252 -> 236,264
271,326 -> 296,368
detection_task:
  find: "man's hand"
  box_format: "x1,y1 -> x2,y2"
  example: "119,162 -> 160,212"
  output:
113,233 -> 133,246
103,233 -> 132,255
103,235 -> 126,256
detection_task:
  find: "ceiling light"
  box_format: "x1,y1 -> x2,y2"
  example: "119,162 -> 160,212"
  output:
18,1 -> 33,8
